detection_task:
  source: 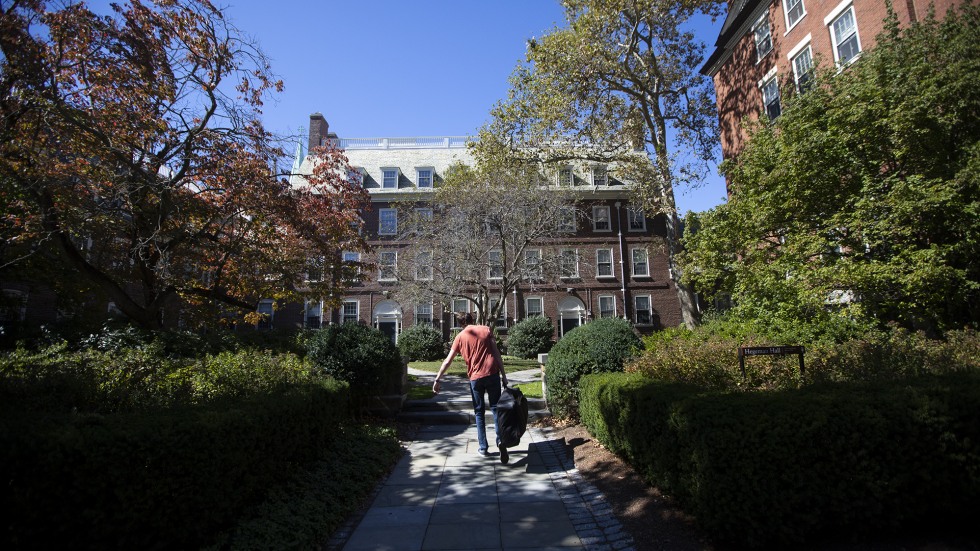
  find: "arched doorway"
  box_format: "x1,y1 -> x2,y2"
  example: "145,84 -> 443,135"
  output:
557,297 -> 586,338
373,300 -> 402,344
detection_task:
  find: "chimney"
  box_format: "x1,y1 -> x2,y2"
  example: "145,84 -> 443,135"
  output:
308,113 -> 329,151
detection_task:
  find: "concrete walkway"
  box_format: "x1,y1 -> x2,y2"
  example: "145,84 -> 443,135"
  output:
326,369 -> 636,551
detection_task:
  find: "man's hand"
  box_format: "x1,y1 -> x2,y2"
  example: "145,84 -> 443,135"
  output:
432,378 -> 441,394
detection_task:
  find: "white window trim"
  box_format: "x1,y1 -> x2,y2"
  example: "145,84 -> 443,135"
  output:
783,0 -> 807,33
524,248 -> 543,279
596,248 -> 616,278
378,251 -> 397,281
487,298 -> 507,328
560,248 -> 579,279
415,251 -> 433,281
825,2 -> 862,67
759,73 -> 781,121
379,208 -> 397,235
415,302 -> 433,325
631,248 -> 650,278
626,207 -> 646,232
597,294 -> 617,318
305,299 -> 323,327
592,205 -> 612,232
525,296 -> 544,318
380,167 -> 400,189
786,33 -> 812,60
415,166 -> 434,188
791,44 -> 814,91
634,294 -> 653,325
557,166 -> 574,187
558,206 -> 576,232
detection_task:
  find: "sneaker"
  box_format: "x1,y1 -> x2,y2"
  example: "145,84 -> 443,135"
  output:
499,446 -> 509,465
478,449 -> 490,457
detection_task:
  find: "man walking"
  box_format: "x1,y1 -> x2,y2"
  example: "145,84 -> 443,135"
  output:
432,318 -> 510,463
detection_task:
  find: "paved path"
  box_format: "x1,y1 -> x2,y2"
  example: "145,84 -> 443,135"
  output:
326,369 -> 637,551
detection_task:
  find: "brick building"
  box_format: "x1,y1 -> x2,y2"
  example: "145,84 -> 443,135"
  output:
270,113 -> 683,343
701,0 -> 963,163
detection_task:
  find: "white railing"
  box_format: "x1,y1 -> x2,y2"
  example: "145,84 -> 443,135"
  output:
338,136 -> 470,150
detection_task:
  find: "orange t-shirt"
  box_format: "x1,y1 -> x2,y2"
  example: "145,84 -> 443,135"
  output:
455,325 -> 500,381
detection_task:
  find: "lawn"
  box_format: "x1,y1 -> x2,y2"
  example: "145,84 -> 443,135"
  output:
409,356 -> 540,377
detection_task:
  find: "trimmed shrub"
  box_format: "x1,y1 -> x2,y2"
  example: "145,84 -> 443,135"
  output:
506,316 -> 555,359
546,317 -> 641,419
397,324 -> 444,361
579,371 -> 980,548
306,323 -> 402,399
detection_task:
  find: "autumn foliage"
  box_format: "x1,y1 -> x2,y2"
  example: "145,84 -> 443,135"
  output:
0,0 -> 367,328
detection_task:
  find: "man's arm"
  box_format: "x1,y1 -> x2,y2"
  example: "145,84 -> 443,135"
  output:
489,334 -> 507,386
432,338 -> 460,394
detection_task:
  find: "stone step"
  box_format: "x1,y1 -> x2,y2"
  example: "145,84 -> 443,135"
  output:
402,397 -> 548,413
396,408 -> 551,425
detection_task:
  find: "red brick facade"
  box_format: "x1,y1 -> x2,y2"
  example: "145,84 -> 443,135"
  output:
703,0 -> 965,166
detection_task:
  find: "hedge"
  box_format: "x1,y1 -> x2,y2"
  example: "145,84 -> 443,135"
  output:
579,371 -> 980,548
0,379 -> 349,550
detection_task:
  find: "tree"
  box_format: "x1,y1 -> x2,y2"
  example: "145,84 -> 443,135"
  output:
0,0 -> 368,329
390,162 -> 579,326
680,4 -> 980,335
477,0 -> 724,328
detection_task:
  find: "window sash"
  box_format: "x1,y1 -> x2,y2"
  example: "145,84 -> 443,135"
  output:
786,0 -> 805,27
627,207 -> 645,231
558,207 -> 576,232
526,297 -> 543,317
342,301 -> 359,323
596,249 -> 614,277
793,47 -> 814,91
754,18 -> 773,60
598,295 -> 616,318
382,169 -> 398,188
379,209 -> 397,235
560,249 -> 579,278
379,252 -> 397,281
762,78 -> 781,120
558,167 -> 573,186
489,298 -> 506,327
524,249 -> 542,279
592,167 -> 608,186
832,9 -> 860,64
417,169 -> 432,188
593,206 -> 611,231
634,296 -> 652,324
632,249 -> 649,277
488,250 -> 504,279
415,303 -> 432,325
416,251 -> 433,281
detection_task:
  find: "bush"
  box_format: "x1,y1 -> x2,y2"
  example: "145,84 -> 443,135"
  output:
579,371 -> 980,548
306,323 -> 403,398
506,316 -> 554,359
546,317 -> 641,419
397,324 -> 445,361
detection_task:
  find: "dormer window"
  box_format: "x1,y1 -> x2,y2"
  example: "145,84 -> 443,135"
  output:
558,166 -> 573,186
592,166 -> 608,186
416,167 -> 433,188
381,167 -> 399,189
347,167 -> 365,187
753,15 -> 773,62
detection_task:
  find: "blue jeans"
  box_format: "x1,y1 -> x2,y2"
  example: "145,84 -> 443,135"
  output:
469,373 -> 501,452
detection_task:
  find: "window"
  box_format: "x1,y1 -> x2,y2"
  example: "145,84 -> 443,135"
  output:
415,251 -> 433,281
525,297 -> 543,317
305,300 -> 322,329
452,298 -> 470,328
828,4 -> 861,66
524,249 -> 542,279
558,206 -> 576,232
784,0 -> 805,29
592,166 -> 608,186
415,207 -> 433,221
560,249 -> 579,278
488,298 -> 507,328
378,251 -> 397,281
0,289 -> 27,323
416,167 -> 433,188
598,295 -> 616,318
634,295 -> 653,325
761,77 -> 781,121
347,167 -> 364,187
342,251 -> 360,281
596,248 -> 614,277
791,44 -> 815,92
592,205 -> 611,231
488,250 -> 503,280
342,300 -> 359,324
415,303 -> 433,326
257,299 -> 274,329
753,16 -> 773,61
306,256 -> 325,282
631,248 -> 649,277
558,166 -> 573,186
379,208 -> 397,235
381,168 -> 399,189
627,207 -> 646,231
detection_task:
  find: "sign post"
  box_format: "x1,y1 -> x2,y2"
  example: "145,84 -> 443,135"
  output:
737,345 -> 805,378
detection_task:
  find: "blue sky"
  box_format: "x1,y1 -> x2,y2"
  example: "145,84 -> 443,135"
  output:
229,1 -> 727,213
